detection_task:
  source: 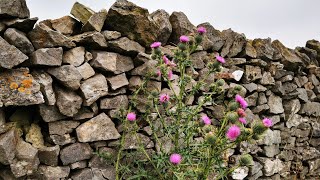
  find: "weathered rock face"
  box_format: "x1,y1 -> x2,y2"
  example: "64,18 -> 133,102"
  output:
30,47 -> 63,66
80,74 -> 108,106
104,0 -> 159,46
0,68 -> 44,106
28,23 -> 76,49
51,16 -> 80,35
47,65 -> 82,90
0,0 -> 30,18
169,11 -> 195,45
4,28 -> 34,55
60,143 -> 93,165
0,36 -> 28,69
76,113 -> 120,142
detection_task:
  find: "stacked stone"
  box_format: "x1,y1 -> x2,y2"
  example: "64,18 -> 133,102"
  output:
0,0 -> 319,179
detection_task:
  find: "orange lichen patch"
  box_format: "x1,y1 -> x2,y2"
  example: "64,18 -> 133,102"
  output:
18,87 -> 26,93
26,90 -> 31,95
9,82 -> 19,89
23,71 -> 31,77
21,79 -> 33,88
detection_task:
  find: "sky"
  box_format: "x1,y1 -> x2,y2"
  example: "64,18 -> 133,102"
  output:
26,0 -> 320,49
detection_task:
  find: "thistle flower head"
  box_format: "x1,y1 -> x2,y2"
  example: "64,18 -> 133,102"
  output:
239,117 -> 247,124
226,125 -> 241,141
150,42 -> 161,48
168,70 -> 173,80
235,94 -> 248,109
215,55 -> 225,64
163,55 -> 169,64
127,112 -> 136,121
201,115 -> 211,125
170,153 -> 182,165
197,26 -> 207,34
262,118 -> 273,127
237,108 -> 246,117
179,35 -> 189,43
159,94 -> 170,103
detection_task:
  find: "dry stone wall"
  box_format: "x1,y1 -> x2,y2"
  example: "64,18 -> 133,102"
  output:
0,0 -> 320,179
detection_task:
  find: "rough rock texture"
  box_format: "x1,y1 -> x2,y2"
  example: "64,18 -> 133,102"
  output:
0,36 -> 28,69
169,11 -> 195,44
104,0 -> 159,46
76,113 -> 120,142
80,74 -> 108,106
30,47 -> 63,66
4,28 -> 34,55
0,68 -> 44,106
47,65 -> 82,90
0,0 -> 30,18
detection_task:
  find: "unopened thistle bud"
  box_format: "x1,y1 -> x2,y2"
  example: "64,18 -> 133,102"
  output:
195,35 -> 202,44
252,122 -> 267,135
178,43 -> 187,51
239,154 -> 253,167
206,132 -> 216,144
234,85 -> 242,91
226,112 -> 239,124
216,79 -> 225,86
229,102 -> 240,111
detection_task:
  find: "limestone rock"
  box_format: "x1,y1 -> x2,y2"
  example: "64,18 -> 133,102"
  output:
4,28 -> 34,55
55,86 -> 82,117
299,102 -> 320,117
221,29 -> 246,57
107,37 -> 145,56
28,23 -> 75,49
60,143 -> 93,165
71,31 -> 107,49
2,17 -> 38,32
259,158 -> 284,176
38,145 -> 60,166
70,2 -> 95,24
105,0 -> 159,46
71,168 -> 93,180
102,30 -> 121,40
76,62 -> 95,80
62,46 -> 85,66
231,167 -> 249,180
100,95 -> 128,110
30,47 -> 63,66
150,9 -> 172,44
32,71 -> 56,105
260,72 -> 275,85
110,133 -> 154,150
91,51 -> 134,74
51,16 -> 80,35
82,9 -> 107,32
80,74 -> 108,106
50,134 -> 76,146
0,68 -> 44,106
25,123 -> 44,148
168,11 -> 195,44
252,38 -> 274,60
49,121 -> 80,135
272,40 -> 303,71
258,129 -> 281,145
47,65 -> 82,90
37,165 -> 70,179
0,0 -> 29,18
76,113 -> 120,142
268,93 -> 284,114
198,22 -> 224,51
107,73 -> 129,90
38,104 -> 66,122
0,36 -> 28,69
190,51 -> 208,69
243,65 -> 262,83
0,129 -> 18,165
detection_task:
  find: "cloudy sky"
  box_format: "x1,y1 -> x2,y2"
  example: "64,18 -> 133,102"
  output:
26,0 -> 319,48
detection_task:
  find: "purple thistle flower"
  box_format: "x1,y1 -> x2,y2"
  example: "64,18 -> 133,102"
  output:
201,115 -> 211,125
262,118 -> 273,127
150,42 -> 161,48
226,125 -> 241,141
159,94 -> 170,103
127,112 -> 136,121
216,55 -> 225,64
179,35 -> 189,43
235,94 -> 248,109
239,117 -> 247,124
169,153 -> 182,165
197,26 -> 207,34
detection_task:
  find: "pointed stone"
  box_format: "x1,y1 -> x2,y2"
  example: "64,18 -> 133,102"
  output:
51,16 -> 80,35
70,2 -> 95,24
0,36 -> 28,69
55,86 -> 82,117
2,17 -> 38,32
82,9 -> 107,32
4,28 -> 34,55
62,46 -> 85,66
80,74 -> 108,106
168,11 -> 195,44
0,0 -> 29,18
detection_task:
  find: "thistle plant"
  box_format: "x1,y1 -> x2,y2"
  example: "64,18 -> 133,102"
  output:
111,27 -> 273,180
